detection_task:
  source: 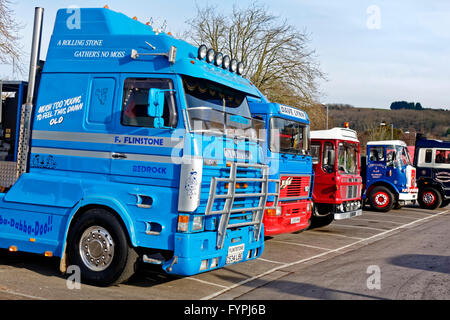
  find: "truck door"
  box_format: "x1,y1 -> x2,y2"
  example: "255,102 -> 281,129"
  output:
110,75 -> 183,189
367,145 -> 388,182
434,149 -> 450,198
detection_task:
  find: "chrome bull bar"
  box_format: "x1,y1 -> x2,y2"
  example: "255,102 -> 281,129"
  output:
205,162 -> 280,249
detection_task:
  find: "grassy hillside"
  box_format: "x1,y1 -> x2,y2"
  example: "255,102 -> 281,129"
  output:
327,104 -> 450,141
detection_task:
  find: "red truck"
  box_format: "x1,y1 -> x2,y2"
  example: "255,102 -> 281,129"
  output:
310,127 -> 363,227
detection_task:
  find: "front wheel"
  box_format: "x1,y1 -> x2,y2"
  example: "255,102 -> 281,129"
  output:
308,204 -> 334,229
67,208 -> 138,286
440,199 -> 450,208
369,186 -> 394,212
418,188 -> 442,210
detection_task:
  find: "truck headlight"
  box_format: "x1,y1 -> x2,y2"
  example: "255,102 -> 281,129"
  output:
266,206 -> 282,216
192,215 -> 204,231
178,215 -> 204,232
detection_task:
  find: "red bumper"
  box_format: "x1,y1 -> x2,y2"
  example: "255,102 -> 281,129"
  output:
263,200 -> 312,236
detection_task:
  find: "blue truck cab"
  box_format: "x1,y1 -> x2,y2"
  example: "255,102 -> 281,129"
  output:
0,7 -> 276,286
414,136 -> 450,209
249,102 -> 313,235
362,140 -> 418,212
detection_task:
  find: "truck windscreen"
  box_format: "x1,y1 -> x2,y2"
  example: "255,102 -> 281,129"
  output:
269,117 -> 309,155
338,142 -> 358,174
395,145 -> 412,166
183,76 -> 263,140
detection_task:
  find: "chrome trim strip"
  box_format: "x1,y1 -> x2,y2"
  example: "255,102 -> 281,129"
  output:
30,147 -> 185,164
32,130 -> 184,148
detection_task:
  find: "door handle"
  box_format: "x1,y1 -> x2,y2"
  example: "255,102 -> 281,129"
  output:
112,152 -> 127,159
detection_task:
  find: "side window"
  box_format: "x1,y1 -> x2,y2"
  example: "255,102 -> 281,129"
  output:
322,142 -> 335,173
369,146 -> 385,162
311,142 -> 321,164
88,78 -> 115,125
435,149 -> 450,164
425,149 -> 432,163
121,78 -> 178,128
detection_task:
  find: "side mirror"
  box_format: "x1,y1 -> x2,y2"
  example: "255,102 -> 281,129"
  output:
148,88 -> 165,128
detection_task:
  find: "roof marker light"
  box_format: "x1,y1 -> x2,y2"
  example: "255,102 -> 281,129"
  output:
198,45 -> 207,60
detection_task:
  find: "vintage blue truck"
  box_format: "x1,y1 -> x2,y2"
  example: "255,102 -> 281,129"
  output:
362,140 -> 418,212
414,135 -> 450,209
249,101 -> 313,235
0,7 -> 278,286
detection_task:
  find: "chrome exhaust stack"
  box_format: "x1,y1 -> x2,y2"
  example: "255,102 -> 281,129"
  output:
16,7 -> 44,179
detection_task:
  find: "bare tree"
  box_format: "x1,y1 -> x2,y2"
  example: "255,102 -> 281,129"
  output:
185,3 -> 324,107
0,0 -> 23,74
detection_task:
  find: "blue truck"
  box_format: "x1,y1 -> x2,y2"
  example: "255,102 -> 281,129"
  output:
414,135 -> 450,209
249,101 -> 313,235
0,7 -> 278,286
362,140 -> 418,212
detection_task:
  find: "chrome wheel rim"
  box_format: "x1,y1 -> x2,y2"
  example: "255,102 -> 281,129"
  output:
79,226 -> 115,271
423,192 -> 435,205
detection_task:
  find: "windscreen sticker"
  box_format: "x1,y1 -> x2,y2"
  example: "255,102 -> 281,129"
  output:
279,105 -> 307,120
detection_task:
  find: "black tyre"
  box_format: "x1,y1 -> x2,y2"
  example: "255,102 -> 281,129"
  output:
440,199 -> 450,208
67,208 -> 138,286
369,186 -> 394,212
418,188 -> 442,210
308,204 -> 334,229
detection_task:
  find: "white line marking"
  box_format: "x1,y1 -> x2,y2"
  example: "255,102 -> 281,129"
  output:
350,217 -> 405,225
330,223 -> 386,231
269,240 -> 331,251
0,288 -> 47,300
185,277 -> 228,289
201,209 -> 450,300
257,258 -> 286,265
361,212 -> 418,220
306,230 -> 364,240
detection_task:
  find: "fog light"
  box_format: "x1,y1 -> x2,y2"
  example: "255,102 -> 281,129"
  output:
222,55 -> 231,69
214,52 -> 223,66
198,45 -> 207,60
237,62 -> 244,75
230,59 -> 238,72
200,259 -> 209,271
206,49 -> 215,63
211,257 -> 219,268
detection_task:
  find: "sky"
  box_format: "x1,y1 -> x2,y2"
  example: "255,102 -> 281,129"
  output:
1,0 -> 449,109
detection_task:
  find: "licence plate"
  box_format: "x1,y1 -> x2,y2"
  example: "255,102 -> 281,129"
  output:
291,217 -> 301,224
226,244 -> 245,265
